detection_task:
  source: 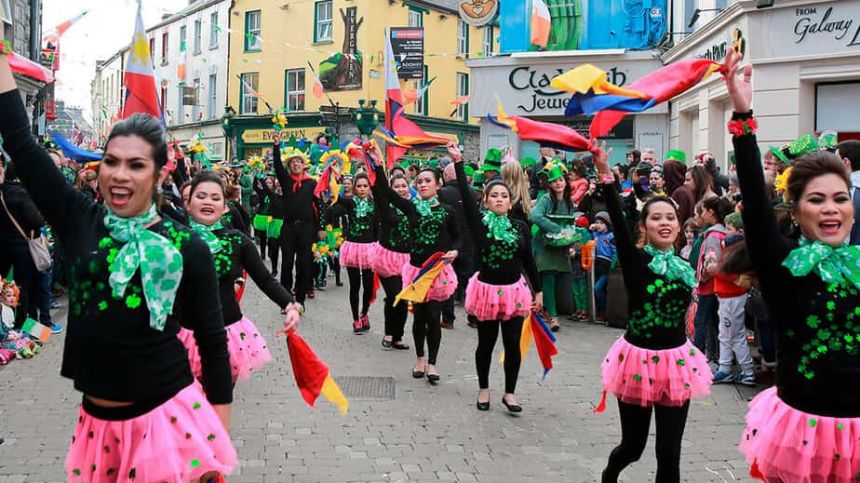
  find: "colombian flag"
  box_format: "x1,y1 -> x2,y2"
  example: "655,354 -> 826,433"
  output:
286,332 -> 349,415
122,3 -> 162,120
519,313 -> 559,379
488,98 -> 593,153
394,252 -> 450,306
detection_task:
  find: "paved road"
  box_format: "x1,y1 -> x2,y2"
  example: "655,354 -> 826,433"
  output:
0,278 -> 761,482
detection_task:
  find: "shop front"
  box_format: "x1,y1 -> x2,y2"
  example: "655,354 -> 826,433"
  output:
223,113 -> 325,161
169,120 -> 226,161
665,0 -> 860,171
468,51 -> 668,165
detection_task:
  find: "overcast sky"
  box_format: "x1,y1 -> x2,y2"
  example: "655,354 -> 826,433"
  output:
44,0 -> 180,121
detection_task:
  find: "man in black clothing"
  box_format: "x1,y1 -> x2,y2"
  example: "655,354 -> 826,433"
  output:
438,161 -> 471,328
271,137 -> 325,305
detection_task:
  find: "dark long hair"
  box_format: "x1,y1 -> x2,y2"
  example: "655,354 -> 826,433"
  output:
662,160 -> 686,194
688,166 -> 714,202
545,176 -> 573,213
106,113 -> 168,168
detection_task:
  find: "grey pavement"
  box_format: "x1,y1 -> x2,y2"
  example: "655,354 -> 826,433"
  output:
0,278 -> 760,482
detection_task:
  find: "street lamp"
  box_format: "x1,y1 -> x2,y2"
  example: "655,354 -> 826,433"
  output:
354,98 -> 381,138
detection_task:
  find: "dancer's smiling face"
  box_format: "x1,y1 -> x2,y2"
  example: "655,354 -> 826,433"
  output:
794,174 -> 853,247
99,135 -> 168,218
188,180 -> 228,226
391,177 -> 410,199
639,200 -> 680,252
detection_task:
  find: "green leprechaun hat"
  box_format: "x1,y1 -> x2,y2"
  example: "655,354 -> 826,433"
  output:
520,156 -> 536,169
665,149 -> 686,163
481,147 -> 503,173
770,134 -> 819,164
543,164 -> 566,182
818,131 -> 838,152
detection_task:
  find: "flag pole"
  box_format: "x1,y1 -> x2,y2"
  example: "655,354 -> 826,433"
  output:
306,61 -> 337,108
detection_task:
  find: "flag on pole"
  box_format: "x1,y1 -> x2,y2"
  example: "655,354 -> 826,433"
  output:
177,38 -> 187,82
285,332 -> 349,415
306,61 -> 325,101
384,28 -> 407,166
42,10 -> 88,45
122,4 -> 162,120
530,0 -> 551,49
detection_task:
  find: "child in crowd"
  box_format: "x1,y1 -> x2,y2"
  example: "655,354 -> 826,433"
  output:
711,212 -> 755,385
0,281 -> 17,330
568,160 -> 589,206
0,280 -> 39,359
693,197 -> 734,361
591,211 -> 616,322
680,219 -> 698,261
568,215 -> 593,321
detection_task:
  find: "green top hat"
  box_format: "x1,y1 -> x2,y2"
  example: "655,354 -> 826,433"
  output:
424,158 -> 439,168
481,148 -> 503,173
521,156 -> 536,169
543,165 -> 566,182
665,149 -> 686,163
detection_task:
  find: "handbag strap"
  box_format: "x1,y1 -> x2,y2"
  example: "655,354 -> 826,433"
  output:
0,192 -> 34,241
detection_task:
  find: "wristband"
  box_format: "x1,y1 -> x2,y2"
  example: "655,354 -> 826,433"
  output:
0,40 -> 11,56
727,116 -> 757,136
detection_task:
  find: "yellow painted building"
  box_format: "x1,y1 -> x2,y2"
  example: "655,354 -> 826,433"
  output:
225,0 -> 497,160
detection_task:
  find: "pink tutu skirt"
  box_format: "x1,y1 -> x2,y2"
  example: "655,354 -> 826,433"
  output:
178,316 -> 272,382
600,337 -> 712,407
401,262 -> 458,303
740,387 -> 860,482
65,382 -> 236,482
340,240 -> 375,269
370,243 -> 410,278
465,274 -> 532,321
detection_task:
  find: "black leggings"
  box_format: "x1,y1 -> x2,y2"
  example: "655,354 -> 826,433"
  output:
268,236 -> 280,273
412,301 -> 442,364
475,317 -> 524,394
256,230 -> 268,260
380,275 -> 408,341
602,399 -> 690,483
347,267 -> 374,321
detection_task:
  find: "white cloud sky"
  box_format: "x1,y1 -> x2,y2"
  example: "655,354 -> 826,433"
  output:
43,0 -> 181,122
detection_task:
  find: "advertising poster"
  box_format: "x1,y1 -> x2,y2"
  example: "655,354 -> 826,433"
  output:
320,7 -> 364,91
390,28 -> 424,79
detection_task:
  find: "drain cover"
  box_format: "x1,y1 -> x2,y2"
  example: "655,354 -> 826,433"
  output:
335,376 -> 395,400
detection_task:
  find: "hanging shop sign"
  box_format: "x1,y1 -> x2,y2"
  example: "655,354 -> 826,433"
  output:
319,6 -> 364,91
697,27 -> 746,63
458,0 -> 498,27
390,28 -> 424,79
241,127 -> 325,144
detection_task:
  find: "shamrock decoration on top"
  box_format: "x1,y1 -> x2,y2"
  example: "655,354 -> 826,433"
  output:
272,108 -> 288,132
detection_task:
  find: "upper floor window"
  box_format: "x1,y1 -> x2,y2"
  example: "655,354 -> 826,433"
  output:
245,10 -> 261,51
209,12 -> 219,48
315,1 -> 333,43
457,20 -> 469,56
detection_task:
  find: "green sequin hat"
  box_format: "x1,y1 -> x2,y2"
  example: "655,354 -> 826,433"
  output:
472,171 -> 486,191
543,164 -> 566,182
818,131 -> 838,152
481,147 -> 502,173
521,156 -> 536,169
665,149 -> 686,163
770,134 -> 819,164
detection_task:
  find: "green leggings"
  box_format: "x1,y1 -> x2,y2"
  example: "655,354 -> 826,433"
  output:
572,277 -> 589,313
541,272 -> 563,318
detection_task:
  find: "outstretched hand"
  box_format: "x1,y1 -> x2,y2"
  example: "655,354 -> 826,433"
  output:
590,140 -> 613,175
446,141 -> 462,163
722,49 -> 752,113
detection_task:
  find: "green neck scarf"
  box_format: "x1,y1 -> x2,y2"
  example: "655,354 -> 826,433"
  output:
412,195 -> 438,217
644,244 -> 697,288
104,204 -> 184,332
354,196 -> 374,218
189,220 -> 224,254
481,211 -> 518,244
782,237 -> 860,290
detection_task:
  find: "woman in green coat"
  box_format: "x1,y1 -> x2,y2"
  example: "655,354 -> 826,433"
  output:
529,164 -> 577,331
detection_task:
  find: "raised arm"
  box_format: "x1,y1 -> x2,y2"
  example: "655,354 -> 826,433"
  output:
454,161 -> 485,244
722,50 -> 790,272
271,137 -> 291,193
373,165 -> 413,215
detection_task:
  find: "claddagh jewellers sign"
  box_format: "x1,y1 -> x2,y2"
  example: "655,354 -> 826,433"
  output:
507,66 -> 630,113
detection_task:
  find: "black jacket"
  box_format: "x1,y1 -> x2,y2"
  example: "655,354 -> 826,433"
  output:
0,181 -> 44,244
438,180 -> 473,247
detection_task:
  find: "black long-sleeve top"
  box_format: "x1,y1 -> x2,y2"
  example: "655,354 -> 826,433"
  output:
211,227 -> 293,324
373,189 -> 411,254
261,184 -> 285,220
272,147 -> 321,230
373,166 -> 460,266
454,163 -> 541,289
0,90 -> 232,406
602,181 -> 690,350
330,196 -> 378,243
733,113 -> 860,417
253,179 -> 272,216
0,181 -> 44,243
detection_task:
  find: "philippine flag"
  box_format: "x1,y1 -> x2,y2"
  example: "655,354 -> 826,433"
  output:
530,0 -> 552,49
122,4 -> 162,121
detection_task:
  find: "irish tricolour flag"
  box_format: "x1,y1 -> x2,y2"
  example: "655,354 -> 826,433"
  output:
530,0 -> 551,49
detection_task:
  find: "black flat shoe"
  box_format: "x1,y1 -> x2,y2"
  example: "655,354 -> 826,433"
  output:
501,397 -> 522,413
381,339 -> 393,350
392,341 -> 410,350
426,372 -> 440,383
476,400 -> 490,411
412,366 -> 425,378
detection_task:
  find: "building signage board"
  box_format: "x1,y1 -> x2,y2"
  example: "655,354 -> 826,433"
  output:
469,58 -> 665,117
319,7 -> 363,91
458,0 -> 498,26
752,1 -> 860,59
241,127 -> 325,144
390,28 -> 424,79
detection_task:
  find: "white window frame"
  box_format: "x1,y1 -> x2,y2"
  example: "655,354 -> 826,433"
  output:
457,19 -> 468,55
209,11 -> 219,49
285,68 -> 306,112
315,1 -> 333,42
456,72 -> 469,121
179,25 -> 187,53
240,72 -> 259,114
193,19 -> 202,54
408,8 -> 422,28
207,73 -> 217,119
482,26 -> 493,56
0,0 -> 12,25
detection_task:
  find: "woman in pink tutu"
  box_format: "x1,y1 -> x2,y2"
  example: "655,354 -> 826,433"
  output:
449,144 -> 543,413
329,171 -> 379,333
179,170 -> 302,382
371,171 -> 412,350
0,36 -> 245,481
593,142 -> 712,483
370,146 -> 460,383
723,49 -> 860,483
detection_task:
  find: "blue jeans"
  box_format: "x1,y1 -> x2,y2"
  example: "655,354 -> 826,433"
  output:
692,294 -> 719,360
594,273 -> 609,312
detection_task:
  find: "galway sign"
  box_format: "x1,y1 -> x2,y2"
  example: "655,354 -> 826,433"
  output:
754,1 -> 860,59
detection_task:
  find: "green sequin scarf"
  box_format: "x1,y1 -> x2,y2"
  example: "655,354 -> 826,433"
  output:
644,244 -> 698,288
783,237 -> 860,290
412,196 -> 438,217
104,204 -> 184,331
189,220 -> 224,254
481,211 -> 518,244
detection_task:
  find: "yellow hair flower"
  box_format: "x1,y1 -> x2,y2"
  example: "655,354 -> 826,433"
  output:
775,166 -> 792,193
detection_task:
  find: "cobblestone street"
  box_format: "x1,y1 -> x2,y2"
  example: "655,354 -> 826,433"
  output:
0,282 -> 760,482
